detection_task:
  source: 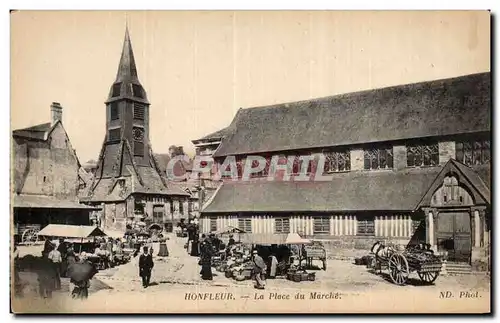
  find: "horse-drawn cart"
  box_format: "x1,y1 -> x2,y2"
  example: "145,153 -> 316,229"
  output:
14,224 -> 41,245
370,242 -> 442,286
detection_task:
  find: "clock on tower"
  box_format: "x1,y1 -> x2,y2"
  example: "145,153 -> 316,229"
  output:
133,127 -> 144,141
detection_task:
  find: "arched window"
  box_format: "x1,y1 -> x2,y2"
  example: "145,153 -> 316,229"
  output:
443,175 -> 459,202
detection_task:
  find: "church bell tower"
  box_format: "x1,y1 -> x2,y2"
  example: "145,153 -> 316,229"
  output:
104,26 -> 150,167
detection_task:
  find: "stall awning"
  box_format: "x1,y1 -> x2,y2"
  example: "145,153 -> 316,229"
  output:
13,194 -> 100,210
37,224 -> 106,238
215,226 -> 245,235
240,233 -> 288,245
285,233 -> 312,245
239,233 -> 312,245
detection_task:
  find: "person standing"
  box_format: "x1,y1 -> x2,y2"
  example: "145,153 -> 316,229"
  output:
252,250 -> 266,290
228,234 -> 236,247
190,233 -> 200,257
139,246 -> 154,288
48,246 -> 62,290
42,238 -> 53,258
268,254 -> 278,279
57,238 -> 68,277
69,252 -> 96,299
199,240 -> 213,280
186,221 -> 195,254
38,251 -> 56,298
106,238 -> 114,268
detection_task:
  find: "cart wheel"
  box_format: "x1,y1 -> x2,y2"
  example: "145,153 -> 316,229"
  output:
417,271 -> 439,284
322,259 -> 327,271
293,275 -> 301,283
388,253 -> 409,286
225,271 -> 232,278
21,229 -> 39,245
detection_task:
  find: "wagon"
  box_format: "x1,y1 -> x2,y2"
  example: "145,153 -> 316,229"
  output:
14,224 -> 41,245
370,241 -> 442,286
302,241 -> 327,270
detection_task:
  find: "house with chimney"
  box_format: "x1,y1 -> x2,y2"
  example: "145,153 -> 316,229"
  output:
200,72 -> 491,272
82,28 -> 190,233
12,102 -> 98,243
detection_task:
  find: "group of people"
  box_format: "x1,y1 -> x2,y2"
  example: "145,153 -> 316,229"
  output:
36,238 -> 97,299
41,238 -> 76,296
191,230 -> 267,289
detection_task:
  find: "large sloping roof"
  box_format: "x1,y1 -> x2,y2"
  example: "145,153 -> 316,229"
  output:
452,161 -> 490,204
202,168 -> 441,213
87,141 -> 189,202
12,122 -> 53,140
214,72 -> 490,157
38,224 -> 106,238
416,159 -> 491,208
13,194 -> 99,209
192,127 -> 229,143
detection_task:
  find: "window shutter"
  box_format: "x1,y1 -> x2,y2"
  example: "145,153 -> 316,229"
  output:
134,103 -> 145,120
108,128 -> 120,142
110,103 -> 119,121
134,141 -> 144,156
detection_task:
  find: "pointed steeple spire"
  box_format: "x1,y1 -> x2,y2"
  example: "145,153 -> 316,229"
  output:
115,26 -> 138,82
107,26 -> 148,104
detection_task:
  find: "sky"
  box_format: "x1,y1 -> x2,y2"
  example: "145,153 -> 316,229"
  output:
10,10 -> 490,163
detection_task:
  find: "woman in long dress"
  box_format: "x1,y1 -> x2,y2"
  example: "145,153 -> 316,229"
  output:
199,241 -> 213,280
190,234 -> 200,257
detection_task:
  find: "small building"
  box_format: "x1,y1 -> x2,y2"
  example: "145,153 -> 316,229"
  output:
191,128 -> 228,205
200,72 -> 491,271
83,28 -> 190,233
12,102 -> 98,243
192,128 -> 228,157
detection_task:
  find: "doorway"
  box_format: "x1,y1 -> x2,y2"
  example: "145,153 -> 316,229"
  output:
436,211 -> 472,263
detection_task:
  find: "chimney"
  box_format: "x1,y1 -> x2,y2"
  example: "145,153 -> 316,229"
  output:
51,102 -> 63,125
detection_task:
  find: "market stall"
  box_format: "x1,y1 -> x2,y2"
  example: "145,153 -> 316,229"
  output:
37,224 -> 107,252
218,232 -> 317,283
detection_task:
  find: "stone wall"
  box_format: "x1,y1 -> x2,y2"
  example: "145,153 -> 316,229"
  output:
316,236 -> 411,253
12,123 -> 80,200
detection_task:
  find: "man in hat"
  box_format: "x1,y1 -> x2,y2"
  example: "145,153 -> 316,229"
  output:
139,246 -> 154,288
252,250 -> 266,289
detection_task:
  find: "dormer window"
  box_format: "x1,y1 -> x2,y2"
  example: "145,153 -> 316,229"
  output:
112,83 -> 122,97
131,84 -> 144,99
